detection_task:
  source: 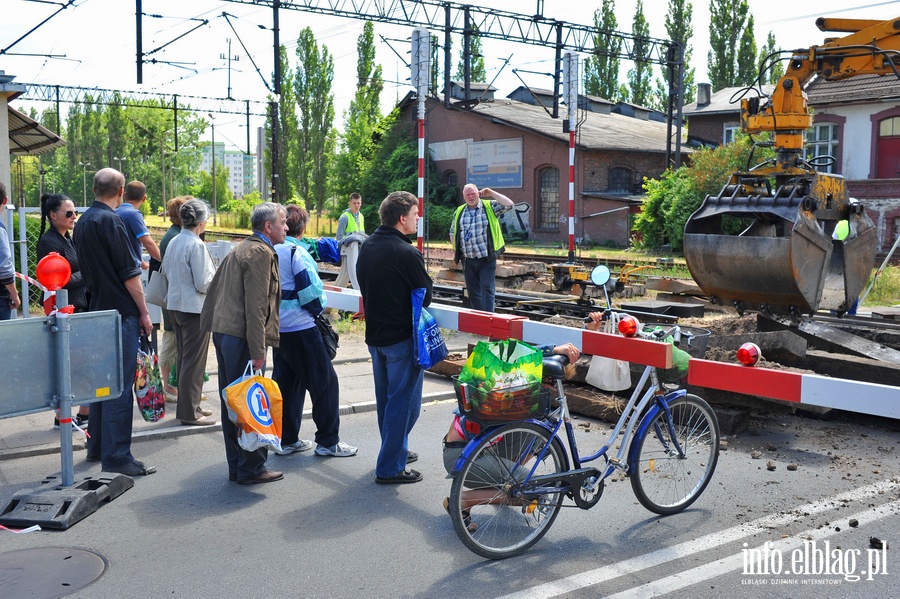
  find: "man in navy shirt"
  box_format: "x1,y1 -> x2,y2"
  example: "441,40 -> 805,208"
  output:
74,168 -> 156,476
116,180 -> 160,270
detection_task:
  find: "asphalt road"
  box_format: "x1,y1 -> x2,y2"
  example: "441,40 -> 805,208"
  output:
1,399 -> 899,598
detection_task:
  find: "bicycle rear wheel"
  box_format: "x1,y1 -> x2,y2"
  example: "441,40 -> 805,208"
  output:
448,422 -> 568,559
631,394 -> 719,515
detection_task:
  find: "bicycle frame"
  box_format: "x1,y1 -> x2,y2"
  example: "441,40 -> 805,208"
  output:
452,361 -> 688,498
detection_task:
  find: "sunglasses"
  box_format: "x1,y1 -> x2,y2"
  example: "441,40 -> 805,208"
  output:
62,210 -> 76,218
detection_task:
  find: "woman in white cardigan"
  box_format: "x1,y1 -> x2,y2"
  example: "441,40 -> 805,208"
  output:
163,199 -> 217,426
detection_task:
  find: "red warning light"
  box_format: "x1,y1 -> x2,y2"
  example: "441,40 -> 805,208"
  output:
36,252 -> 71,291
737,342 -> 761,366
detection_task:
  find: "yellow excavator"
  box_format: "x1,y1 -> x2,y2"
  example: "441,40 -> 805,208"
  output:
683,16 -> 900,317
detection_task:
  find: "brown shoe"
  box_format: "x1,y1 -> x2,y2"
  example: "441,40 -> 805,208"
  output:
180,417 -> 216,427
236,470 -> 283,485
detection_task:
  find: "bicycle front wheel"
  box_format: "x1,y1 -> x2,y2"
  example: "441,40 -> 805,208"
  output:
448,422 -> 568,560
631,394 -> 719,515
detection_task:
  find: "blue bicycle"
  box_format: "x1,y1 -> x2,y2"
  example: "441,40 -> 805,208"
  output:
448,286 -> 720,559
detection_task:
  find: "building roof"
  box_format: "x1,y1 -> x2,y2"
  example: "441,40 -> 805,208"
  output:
450,97 -> 677,154
806,73 -> 900,105
682,85 -> 775,116
8,106 -> 66,156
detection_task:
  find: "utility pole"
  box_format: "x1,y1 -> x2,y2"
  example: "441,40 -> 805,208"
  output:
208,113 -> 217,225
220,38 -> 239,100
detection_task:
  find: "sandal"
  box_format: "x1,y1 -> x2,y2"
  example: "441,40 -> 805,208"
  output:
443,497 -> 477,532
375,469 -> 422,484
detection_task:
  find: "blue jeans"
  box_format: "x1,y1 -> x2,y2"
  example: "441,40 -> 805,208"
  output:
462,256 -> 497,312
213,333 -> 269,481
369,338 -> 423,478
86,314 -> 139,467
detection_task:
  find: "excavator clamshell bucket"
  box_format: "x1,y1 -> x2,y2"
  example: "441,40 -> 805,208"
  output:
684,185 -> 876,316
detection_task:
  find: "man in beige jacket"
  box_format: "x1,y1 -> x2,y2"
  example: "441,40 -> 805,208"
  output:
201,202 -> 287,485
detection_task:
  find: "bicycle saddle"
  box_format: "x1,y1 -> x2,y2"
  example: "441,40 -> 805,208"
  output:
543,355 -> 568,380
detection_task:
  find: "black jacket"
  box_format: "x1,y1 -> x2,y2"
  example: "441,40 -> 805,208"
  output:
356,226 -> 432,347
37,227 -> 88,312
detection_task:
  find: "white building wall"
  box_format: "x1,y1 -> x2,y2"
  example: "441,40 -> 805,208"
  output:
815,104 -> 876,180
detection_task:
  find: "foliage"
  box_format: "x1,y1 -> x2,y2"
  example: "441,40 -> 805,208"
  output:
861,266 -> 900,307
187,167 -> 233,211
634,135 -> 775,251
425,204 -> 456,241
665,0 -> 696,105
759,32 -> 785,84
294,28 -> 336,213
12,96 -> 204,213
455,30 -> 486,82
708,0 -> 750,89
333,22 -> 384,202
626,0 -> 653,107
583,1 -> 622,101
277,45 -> 300,202
736,15 -> 758,86
352,109 -> 457,237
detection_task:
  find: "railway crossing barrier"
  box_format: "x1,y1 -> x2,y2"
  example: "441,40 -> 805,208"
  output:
324,286 -> 900,420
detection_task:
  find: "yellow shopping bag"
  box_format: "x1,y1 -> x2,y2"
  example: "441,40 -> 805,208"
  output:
223,361 -> 284,453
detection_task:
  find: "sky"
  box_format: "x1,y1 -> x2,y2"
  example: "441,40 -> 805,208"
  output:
2,0 -> 899,154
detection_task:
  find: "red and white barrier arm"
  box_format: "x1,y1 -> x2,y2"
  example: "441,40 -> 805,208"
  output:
324,289 -> 898,419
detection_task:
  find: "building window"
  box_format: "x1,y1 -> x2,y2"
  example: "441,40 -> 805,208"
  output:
443,170 -> 458,189
881,116 -> 900,137
804,122 -> 839,173
723,125 -> 739,145
538,167 -> 559,229
608,167 -> 632,193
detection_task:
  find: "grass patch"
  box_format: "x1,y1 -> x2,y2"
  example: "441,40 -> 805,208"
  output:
860,266 -> 900,308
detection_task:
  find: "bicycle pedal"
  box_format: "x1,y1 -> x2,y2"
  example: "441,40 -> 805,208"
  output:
608,457 -> 628,471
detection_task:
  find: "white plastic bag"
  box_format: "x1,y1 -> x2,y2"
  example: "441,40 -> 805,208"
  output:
585,313 -> 632,391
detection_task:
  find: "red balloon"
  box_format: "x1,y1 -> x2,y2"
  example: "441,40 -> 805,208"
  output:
36,252 -> 71,291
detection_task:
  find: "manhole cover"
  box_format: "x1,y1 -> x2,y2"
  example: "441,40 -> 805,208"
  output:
0,547 -> 107,598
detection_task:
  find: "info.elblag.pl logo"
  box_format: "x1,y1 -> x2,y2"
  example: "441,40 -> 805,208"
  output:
742,540 -> 889,585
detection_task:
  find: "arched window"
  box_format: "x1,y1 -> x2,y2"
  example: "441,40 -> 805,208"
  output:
538,167 -> 559,229
443,170 -> 458,189
608,167 -> 632,193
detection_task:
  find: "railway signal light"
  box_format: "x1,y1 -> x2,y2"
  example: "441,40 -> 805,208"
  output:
737,342 -> 762,366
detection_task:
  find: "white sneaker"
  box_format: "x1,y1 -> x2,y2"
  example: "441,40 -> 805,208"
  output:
273,439 -> 313,455
314,441 -> 358,457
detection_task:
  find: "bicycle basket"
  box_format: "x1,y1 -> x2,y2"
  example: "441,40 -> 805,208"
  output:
453,376 -> 550,422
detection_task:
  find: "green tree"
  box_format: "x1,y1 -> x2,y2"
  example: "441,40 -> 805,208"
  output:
333,22 -> 383,201
455,30 -> 486,82
626,0 -> 653,107
294,27 -> 336,213
760,31 -> 785,84
736,14 -> 758,85
666,0 -> 695,105
583,1 -> 622,100
188,164 -> 233,207
708,0 -> 749,89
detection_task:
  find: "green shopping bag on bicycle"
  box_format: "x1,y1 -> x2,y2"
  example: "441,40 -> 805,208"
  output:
455,339 -> 547,421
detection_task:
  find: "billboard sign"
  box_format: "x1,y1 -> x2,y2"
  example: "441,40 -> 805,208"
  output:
466,138 -> 523,188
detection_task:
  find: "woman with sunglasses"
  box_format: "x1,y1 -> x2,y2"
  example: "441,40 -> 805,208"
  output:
38,193 -> 89,429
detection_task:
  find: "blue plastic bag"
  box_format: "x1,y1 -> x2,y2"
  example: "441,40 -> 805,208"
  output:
412,287 -> 448,370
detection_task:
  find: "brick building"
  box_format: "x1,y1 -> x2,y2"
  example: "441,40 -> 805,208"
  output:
398,84 -> 685,247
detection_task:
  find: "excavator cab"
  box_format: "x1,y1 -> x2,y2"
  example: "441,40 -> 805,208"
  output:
683,170 -> 877,317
